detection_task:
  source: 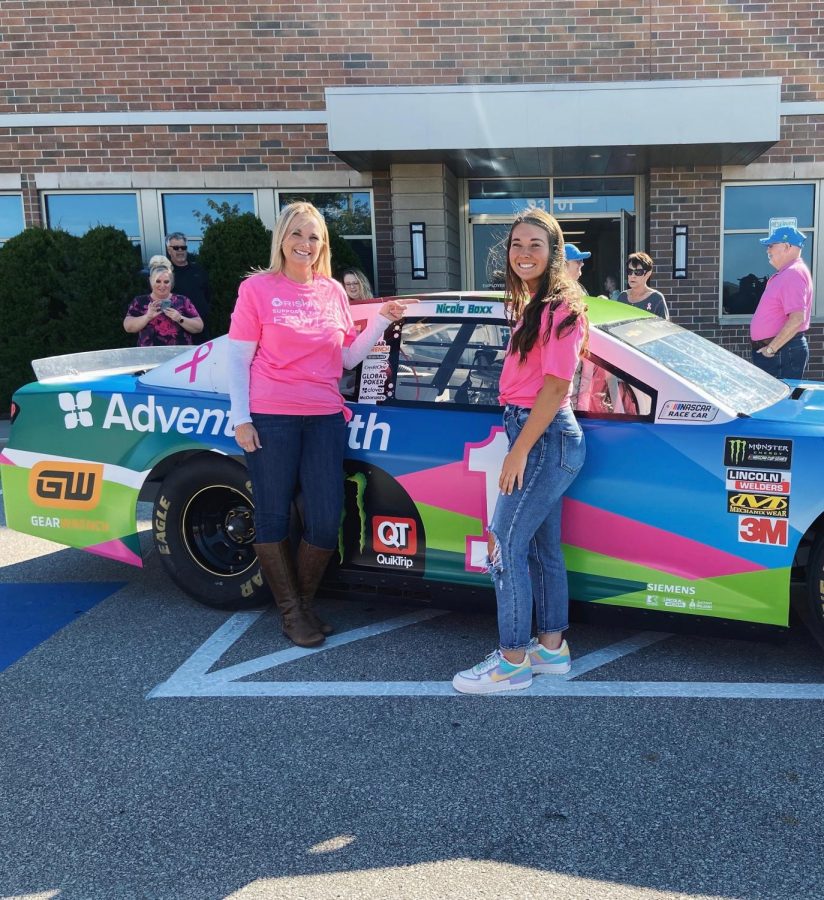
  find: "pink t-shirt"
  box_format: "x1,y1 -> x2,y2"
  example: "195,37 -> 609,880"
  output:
228,271 -> 356,418
499,300 -> 586,409
750,257 -> 813,341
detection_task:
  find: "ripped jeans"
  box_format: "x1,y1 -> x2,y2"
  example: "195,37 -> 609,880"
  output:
488,404 -> 585,651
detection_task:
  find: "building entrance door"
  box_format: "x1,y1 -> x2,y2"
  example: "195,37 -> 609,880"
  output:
466,176 -> 638,295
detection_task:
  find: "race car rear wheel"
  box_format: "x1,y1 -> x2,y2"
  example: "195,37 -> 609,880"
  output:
153,455 -> 270,610
806,531 -> 824,647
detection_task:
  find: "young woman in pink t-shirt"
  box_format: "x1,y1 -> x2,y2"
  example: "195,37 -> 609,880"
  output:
453,209 -> 588,694
228,202 -> 405,647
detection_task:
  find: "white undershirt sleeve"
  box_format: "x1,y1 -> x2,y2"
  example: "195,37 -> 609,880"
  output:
341,314 -> 392,370
227,339 -> 257,427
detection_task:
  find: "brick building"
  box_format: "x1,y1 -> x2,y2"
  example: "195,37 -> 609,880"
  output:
1,2 -> 822,373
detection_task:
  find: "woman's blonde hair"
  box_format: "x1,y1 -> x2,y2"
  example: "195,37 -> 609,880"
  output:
340,267 -> 373,299
261,201 -> 331,277
148,254 -> 174,288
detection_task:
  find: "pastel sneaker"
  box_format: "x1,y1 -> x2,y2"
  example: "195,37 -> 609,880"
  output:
452,649 -> 532,695
527,638 -> 572,675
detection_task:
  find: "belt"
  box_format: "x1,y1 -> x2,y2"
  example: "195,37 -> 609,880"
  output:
751,337 -> 775,349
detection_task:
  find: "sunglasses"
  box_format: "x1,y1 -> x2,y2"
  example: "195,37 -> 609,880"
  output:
627,267 -> 649,276
169,245 -> 187,252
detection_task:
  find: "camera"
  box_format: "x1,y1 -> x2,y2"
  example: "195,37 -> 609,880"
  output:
160,299 -> 171,310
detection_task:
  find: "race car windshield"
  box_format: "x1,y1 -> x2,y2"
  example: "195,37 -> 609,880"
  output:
603,317 -> 790,415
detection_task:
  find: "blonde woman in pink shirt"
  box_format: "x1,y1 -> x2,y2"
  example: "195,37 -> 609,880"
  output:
228,202 -> 406,647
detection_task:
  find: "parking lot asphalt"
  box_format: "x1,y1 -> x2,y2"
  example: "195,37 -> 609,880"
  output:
3,504 -> 824,899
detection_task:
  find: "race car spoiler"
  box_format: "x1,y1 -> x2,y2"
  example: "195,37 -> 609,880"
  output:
31,346 -> 184,382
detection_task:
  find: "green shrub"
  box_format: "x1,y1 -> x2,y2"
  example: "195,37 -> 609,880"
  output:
62,226 -> 145,353
326,223 -> 362,277
0,227 -> 79,408
198,211 -> 272,338
0,225 -> 146,409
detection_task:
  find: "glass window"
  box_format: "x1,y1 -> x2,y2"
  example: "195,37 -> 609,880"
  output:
44,193 -> 140,241
554,177 -> 636,216
721,183 -> 817,316
604,316 -> 790,414
724,183 -> 815,231
279,191 -> 372,235
468,179 -> 550,216
394,318 -> 510,407
0,194 -> 24,246
162,192 -> 255,252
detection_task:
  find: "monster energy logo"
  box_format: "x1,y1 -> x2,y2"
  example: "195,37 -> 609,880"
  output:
338,472 -> 368,562
728,439 -> 748,465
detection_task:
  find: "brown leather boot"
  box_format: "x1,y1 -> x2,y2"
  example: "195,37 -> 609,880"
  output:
254,541 -> 324,647
296,540 -> 335,636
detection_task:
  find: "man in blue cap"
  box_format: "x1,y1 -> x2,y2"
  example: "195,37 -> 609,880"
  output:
564,243 -> 590,294
751,224 -> 813,378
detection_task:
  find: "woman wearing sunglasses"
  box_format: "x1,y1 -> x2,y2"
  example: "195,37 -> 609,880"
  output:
618,252 -> 669,319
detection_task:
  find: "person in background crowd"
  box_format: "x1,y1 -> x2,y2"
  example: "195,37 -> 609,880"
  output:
165,232 -> 211,342
751,224 -> 813,379
340,268 -> 374,302
453,209 -> 587,694
602,274 -> 621,301
123,255 -> 203,346
617,252 -> 669,319
563,243 -> 590,295
227,202 -> 407,648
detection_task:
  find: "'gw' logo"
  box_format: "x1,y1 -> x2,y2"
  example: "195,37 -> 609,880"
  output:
59,391 -> 93,429
727,438 -> 748,465
28,461 -> 104,510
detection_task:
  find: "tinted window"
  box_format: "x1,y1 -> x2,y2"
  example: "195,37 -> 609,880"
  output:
45,193 -> 140,239
604,317 -> 790,414
724,183 -> 815,231
0,194 -> 24,245
162,192 -> 255,252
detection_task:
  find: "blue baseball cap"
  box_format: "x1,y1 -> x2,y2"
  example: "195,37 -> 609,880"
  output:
564,243 -> 591,261
760,225 -> 807,247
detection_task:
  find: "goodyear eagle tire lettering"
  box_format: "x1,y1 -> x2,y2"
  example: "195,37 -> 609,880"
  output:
152,456 -> 269,610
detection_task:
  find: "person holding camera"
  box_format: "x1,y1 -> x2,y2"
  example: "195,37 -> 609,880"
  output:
124,255 -> 204,346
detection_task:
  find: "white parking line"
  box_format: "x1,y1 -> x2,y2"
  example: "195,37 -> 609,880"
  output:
148,610 -> 824,701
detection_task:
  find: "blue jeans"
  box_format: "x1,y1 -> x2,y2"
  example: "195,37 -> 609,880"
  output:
244,412 -> 347,548
488,405 -> 585,651
751,333 -> 809,380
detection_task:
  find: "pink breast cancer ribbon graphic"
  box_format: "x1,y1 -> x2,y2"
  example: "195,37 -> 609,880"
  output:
174,342 -> 213,383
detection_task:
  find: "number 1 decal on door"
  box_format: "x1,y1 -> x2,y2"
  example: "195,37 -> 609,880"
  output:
464,427 -> 508,571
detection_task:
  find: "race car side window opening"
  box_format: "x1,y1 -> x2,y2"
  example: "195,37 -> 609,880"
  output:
604,317 -> 790,415
394,319 -> 511,407
572,356 -> 654,420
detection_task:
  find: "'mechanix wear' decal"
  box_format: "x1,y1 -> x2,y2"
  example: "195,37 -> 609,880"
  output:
724,437 -> 792,469
727,492 -> 790,518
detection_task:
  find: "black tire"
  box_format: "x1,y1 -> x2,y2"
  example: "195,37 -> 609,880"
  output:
152,454 -> 270,610
806,531 -> 824,648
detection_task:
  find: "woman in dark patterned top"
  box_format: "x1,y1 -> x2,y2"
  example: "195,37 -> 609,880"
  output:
124,255 -> 204,346
617,251 -> 669,319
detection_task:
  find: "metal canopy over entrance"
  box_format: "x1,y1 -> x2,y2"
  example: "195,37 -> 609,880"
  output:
327,78 -> 781,176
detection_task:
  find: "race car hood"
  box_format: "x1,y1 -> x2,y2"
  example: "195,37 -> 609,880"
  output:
749,382 -> 824,428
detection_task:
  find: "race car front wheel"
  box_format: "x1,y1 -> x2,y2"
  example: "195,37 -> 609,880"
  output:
152,455 -> 270,610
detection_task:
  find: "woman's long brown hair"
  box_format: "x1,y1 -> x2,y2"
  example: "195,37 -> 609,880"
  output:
505,209 -> 588,362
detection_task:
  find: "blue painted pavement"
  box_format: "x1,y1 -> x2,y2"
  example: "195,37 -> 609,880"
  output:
0,582 -> 125,672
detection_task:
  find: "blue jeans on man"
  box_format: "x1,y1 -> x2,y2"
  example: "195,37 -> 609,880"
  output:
751,333 -> 809,380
